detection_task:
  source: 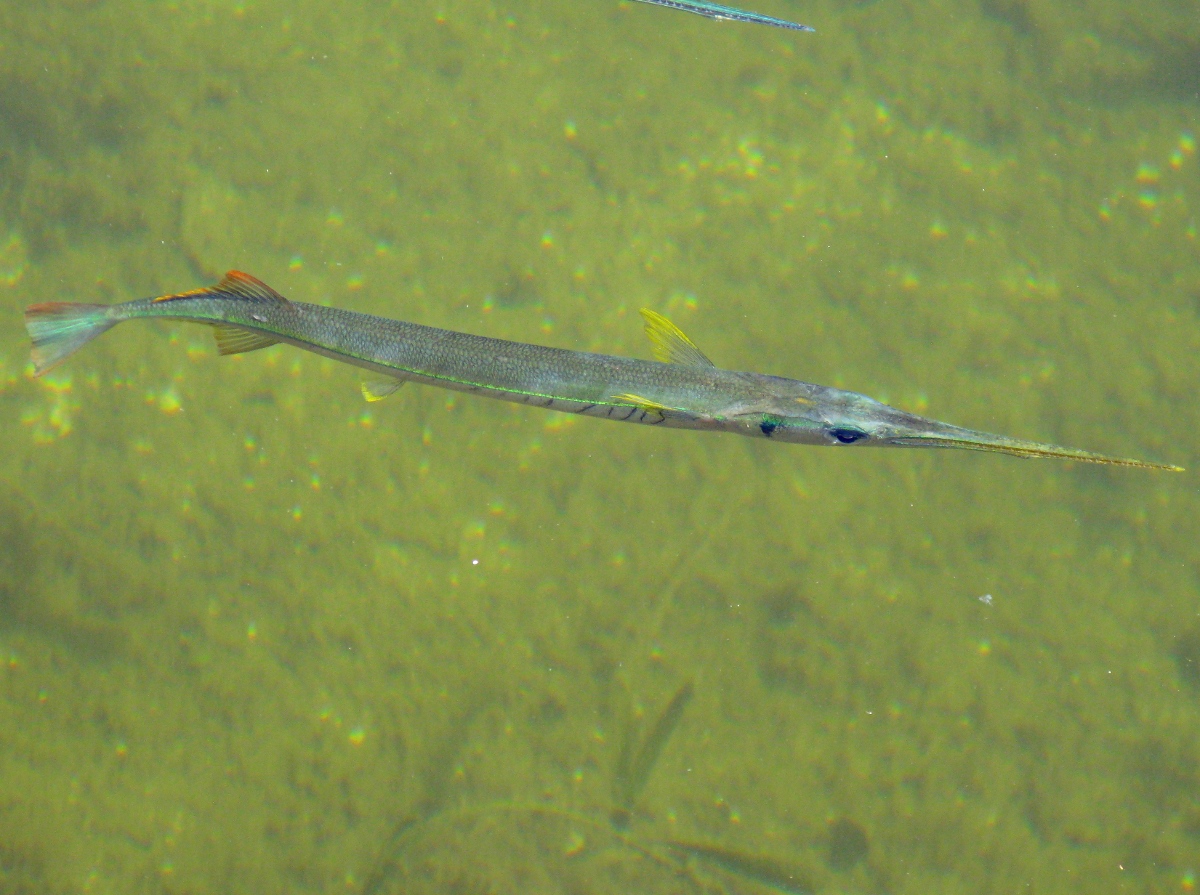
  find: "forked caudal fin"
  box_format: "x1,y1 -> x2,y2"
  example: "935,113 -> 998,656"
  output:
24,302 -> 116,377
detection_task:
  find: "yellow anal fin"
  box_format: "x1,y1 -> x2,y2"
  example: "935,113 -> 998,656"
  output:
155,270 -> 293,306
212,324 -> 280,356
639,308 -> 716,368
361,378 -> 406,402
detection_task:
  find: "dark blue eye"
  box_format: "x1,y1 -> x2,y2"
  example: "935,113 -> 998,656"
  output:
830,427 -> 868,444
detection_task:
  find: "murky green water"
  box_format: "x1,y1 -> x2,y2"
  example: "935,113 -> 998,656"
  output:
1,0 -> 1198,892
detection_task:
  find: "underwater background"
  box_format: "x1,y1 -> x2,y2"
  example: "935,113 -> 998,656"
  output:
1,0 -> 1198,892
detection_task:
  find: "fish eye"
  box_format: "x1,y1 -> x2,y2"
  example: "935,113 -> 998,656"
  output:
830,427 -> 868,444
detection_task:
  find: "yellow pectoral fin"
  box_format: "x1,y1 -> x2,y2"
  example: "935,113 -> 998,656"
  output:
610,392 -> 673,412
362,378 -> 406,401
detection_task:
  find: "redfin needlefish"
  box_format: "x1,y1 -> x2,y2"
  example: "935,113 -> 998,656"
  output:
629,0 -> 813,31
23,271 -> 1180,470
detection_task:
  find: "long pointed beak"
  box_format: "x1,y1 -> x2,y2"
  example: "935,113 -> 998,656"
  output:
883,418 -> 1183,471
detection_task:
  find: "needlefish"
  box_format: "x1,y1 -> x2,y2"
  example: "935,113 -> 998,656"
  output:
23,271 -> 1180,470
629,0 -> 813,31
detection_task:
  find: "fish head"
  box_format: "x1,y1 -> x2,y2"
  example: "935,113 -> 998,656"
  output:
739,376 -> 1180,469
726,376 -> 894,445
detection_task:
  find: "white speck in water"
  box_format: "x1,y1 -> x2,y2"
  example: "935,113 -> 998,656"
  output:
978,594 -> 993,605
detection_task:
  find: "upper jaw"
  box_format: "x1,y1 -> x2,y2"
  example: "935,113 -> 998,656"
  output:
874,414 -> 1180,470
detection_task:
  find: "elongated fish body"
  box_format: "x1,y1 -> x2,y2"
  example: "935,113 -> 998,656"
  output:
24,272 -> 1180,471
629,0 -> 814,31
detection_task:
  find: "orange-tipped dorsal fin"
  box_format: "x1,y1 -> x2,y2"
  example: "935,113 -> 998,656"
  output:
153,271 -> 292,306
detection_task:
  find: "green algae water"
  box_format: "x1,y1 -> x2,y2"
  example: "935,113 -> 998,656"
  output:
1,1 -> 1198,892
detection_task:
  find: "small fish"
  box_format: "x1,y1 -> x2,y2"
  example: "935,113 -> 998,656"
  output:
24,271 -> 1180,470
664,839 -> 815,894
611,681 -> 695,829
629,0 -> 814,31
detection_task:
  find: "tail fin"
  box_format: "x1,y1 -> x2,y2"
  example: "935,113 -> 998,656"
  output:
24,302 -> 116,377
